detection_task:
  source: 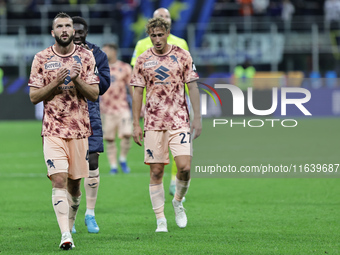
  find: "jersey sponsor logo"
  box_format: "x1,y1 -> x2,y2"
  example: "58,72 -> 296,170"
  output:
45,61 -> 61,70
47,55 -> 55,60
155,82 -> 171,85
144,61 -> 158,68
146,149 -> 154,159
170,55 -> 178,63
94,66 -> 99,76
155,66 -> 170,81
58,85 -> 75,90
46,159 -> 55,168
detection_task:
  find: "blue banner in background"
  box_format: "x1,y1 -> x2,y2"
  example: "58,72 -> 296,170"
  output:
274,88 -> 340,117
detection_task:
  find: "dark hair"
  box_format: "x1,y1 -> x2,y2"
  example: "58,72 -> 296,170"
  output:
102,43 -> 118,51
52,12 -> 72,29
146,17 -> 170,34
72,16 -> 88,31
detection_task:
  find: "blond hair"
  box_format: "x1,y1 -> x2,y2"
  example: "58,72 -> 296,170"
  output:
146,17 -> 170,34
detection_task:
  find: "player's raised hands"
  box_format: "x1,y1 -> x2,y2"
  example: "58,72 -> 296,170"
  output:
133,125 -> 143,146
70,62 -> 81,81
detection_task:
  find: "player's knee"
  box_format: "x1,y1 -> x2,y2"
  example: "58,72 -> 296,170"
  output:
177,163 -> 191,173
122,135 -> 131,140
86,176 -> 99,189
89,153 -> 99,170
67,178 -> 81,196
89,161 -> 98,170
150,167 -> 164,181
51,174 -> 67,189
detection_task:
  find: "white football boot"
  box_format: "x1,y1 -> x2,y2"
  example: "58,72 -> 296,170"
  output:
155,218 -> 168,232
59,232 -> 74,250
172,198 -> 187,228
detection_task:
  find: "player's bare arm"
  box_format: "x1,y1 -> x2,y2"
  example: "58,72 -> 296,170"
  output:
71,62 -> 99,102
29,67 -> 68,104
128,84 -> 134,100
132,86 -> 144,146
188,81 -> 202,139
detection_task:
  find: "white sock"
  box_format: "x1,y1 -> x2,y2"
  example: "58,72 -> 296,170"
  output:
85,209 -> 95,216
119,156 -> 126,162
110,164 -> 117,169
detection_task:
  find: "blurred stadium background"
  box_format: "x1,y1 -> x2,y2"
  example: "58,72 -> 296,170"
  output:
1,2 -> 340,253
0,0 -> 340,119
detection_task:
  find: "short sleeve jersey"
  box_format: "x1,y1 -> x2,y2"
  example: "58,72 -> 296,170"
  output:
130,45 -> 199,131
130,34 -> 189,67
28,45 -> 99,139
100,60 -> 132,115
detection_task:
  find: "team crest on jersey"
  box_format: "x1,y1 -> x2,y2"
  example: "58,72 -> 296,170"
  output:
45,61 -> 61,70
73,55 -> 82,65
144,61 -> 158,68
170,55 -> 178,63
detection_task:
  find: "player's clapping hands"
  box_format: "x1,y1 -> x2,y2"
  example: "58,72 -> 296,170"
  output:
70,62 -> 81,81
56,67 -> 69,85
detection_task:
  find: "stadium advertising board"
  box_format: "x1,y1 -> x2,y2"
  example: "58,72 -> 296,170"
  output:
195,33 -> 285,65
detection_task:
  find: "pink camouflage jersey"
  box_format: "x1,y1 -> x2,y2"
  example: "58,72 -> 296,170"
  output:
130,45 -> 199,131
100,60 -> 132,115
28,45 -> 99,139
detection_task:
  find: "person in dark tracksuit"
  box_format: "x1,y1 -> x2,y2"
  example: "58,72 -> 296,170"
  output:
72,16 -> 110,234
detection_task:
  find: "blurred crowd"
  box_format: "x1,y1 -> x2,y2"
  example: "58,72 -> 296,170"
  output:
212,0 -> 326,20
0,0 -> 332,21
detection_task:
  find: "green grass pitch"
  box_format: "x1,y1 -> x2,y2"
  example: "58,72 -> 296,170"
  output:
0,118 -> 339,254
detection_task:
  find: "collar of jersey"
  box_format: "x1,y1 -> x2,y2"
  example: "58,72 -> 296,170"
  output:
51,44 -> 76,58
151,44 -> 173,57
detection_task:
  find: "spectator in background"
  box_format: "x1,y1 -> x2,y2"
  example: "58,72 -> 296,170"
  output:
324,0 -> 340,30
0,0 -> 6,17
233,59 -> 256,90
253,0 -> 269,16
0,67 -> 3,94
237,0 -> 253,16
281,0 -> 295,22
268,0 -> 282,17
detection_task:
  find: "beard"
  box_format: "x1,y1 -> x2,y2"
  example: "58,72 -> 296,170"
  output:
55,33 -> 74,47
